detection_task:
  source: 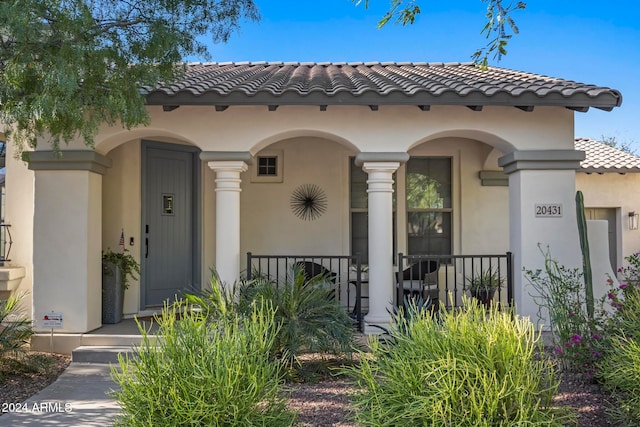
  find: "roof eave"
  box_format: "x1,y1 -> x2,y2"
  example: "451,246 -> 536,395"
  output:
144,90 -> 622,110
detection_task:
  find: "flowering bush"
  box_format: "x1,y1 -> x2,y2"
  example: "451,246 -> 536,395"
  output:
596,251 -> 640,425
525,246 -> 601,373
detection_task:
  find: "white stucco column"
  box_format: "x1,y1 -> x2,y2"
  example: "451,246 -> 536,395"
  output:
499,150 -> 585,325
360,159 -> 403,334
28,151 -> 112,333
207,160 -> 248,287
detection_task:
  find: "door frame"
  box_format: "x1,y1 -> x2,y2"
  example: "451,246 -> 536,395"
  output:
140,140 -> 202,309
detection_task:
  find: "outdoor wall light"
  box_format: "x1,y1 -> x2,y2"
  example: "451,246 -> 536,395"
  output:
629,211 -> 639,230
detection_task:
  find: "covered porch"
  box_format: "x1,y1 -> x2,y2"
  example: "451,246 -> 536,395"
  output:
12,62 -> 621,337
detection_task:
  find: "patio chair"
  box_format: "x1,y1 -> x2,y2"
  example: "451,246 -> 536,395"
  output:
396,259 -> 439,305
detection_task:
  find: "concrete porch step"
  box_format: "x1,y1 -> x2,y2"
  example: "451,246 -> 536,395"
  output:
72,345 -> 137,364
31,333 -> 160,354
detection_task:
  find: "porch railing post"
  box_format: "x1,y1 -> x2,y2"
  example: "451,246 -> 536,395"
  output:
246,252 -> 252,281
506,251 -> 514,308
355,253 -> 362,332
397,252 -> 404,307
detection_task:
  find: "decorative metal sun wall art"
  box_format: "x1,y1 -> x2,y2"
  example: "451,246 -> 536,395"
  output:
290,184 -> 328,221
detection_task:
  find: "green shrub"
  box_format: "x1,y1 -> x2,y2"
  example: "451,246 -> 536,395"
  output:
597,253 -> 640,426
0,293 -> 34,367
525,246 -> 601,372
111,300 -> 296,427
347,298 -> 573,427
188,266 -> 354,368
598,336 -> 640,426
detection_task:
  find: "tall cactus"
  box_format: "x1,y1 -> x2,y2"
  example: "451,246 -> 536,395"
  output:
575,191 -> 594,320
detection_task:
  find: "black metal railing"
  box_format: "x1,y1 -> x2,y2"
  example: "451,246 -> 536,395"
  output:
397,252 -> 514,310
246,253 -> 365,331
0,223 -> 12,266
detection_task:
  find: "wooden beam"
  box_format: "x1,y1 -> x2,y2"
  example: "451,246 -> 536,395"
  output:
567,106 -> 590,113
418,105 -> 431,111
369,105 -> 379,111
467,105 -> 483,112
162,105 -> 180,112
515,106 -> 534,112
268,105 -> 279,111
320,105 -> 328,111
215,105 -> 229,112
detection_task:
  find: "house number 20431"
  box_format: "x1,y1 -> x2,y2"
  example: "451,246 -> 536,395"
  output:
535,204 -> 563,217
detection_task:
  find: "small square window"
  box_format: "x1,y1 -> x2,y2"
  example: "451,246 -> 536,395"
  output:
257,156 -> 278,176
250,150 -> 283,183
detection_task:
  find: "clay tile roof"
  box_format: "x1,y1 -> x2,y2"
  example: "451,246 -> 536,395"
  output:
577,137 -> 640,173
144,62 -> 622,111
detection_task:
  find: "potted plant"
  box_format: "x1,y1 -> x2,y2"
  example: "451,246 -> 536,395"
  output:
466,267 -> 503,307
102,248 -> 140,324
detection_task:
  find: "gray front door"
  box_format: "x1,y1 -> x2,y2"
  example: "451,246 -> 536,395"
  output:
142,142 -> 199,308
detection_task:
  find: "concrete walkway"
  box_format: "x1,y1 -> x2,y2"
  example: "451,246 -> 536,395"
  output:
0,363 -> 120,427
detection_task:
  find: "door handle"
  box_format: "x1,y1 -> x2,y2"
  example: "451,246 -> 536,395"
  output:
145,238 -> 149,258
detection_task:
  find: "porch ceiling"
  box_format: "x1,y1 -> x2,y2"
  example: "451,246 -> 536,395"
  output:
144,62 -> 622,113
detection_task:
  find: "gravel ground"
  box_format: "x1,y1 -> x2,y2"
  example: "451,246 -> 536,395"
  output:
0,352 -> 617,426
286,369 -> 617,426
0,352 -> 71,414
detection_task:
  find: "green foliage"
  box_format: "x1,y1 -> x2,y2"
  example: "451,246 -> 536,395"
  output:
598,336 -> 640,426
346,298 -> 571,426
596,253 -> 640,425
0,0 -> 259,151
525,246 -> 600,372
354,0 -> 526,65
189,267 -> 355,368
466,267 -> 504,291
599,135 -> 638,156
102,248 -> 140,290
0,293 -> 34,366
250,266 -> 355,365
111,300 -> 295,427
575,190 -> 595,320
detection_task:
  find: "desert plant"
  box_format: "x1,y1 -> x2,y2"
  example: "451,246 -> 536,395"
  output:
598,335 -> 640,426
467,267 -> 503,307
111,300 -> 295,427
575,190 -> 595,320
596,258 -> 640,425
102,248 -> 140,290
186,266 -> 355,369
0,293 -> 34,365
466,267 -> 504,291
346,297 -> 572,426
243,265 -> 355,366
525,246 -> 601,372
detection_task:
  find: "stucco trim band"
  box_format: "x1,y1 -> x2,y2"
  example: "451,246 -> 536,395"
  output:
25,150 -> 112,175
355,152 -> 410,167
479,170 -> 508,186
200,151 -> 253,165
498,150 -> 586,174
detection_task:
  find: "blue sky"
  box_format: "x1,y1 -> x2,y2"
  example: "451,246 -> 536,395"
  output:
202,1 -> 639,150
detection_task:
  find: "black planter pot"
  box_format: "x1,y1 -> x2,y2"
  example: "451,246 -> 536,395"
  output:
469,287 -> 497,307
102,263 -> 124,324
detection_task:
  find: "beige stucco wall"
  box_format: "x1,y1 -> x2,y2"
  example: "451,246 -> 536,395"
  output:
577,172 -> 640,267
241,137 -> 351,260
3,137 -> 34,316
92,105 -> 574,155
102,141 -> 142,315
